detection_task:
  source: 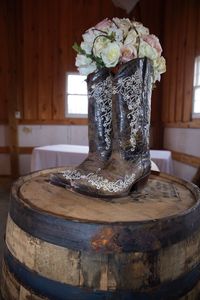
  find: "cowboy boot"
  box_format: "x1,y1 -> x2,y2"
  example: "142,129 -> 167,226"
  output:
50,68 -> 113,187
71,58 -> 153,197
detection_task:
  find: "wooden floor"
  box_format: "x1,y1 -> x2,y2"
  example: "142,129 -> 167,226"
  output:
0,177 -> 11,298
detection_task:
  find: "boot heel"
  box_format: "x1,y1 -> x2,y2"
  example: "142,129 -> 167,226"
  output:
131,174 -> 149,192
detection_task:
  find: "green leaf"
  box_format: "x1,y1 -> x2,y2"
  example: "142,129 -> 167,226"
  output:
72,43 -> 85,54
109,32 -> 116,42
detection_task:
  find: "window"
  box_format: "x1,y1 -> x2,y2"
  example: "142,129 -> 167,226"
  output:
193,56 -> 200,118
65,73 -> 88,118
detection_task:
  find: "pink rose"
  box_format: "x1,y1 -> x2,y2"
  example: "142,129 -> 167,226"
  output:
142,34 -> 162,56
121,45 -> 137,63
95,18 -> 112,30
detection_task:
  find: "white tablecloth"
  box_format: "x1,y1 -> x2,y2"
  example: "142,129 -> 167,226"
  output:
31,144 -> 173,174
31,145 -> 88,172
150,150 -> 174,174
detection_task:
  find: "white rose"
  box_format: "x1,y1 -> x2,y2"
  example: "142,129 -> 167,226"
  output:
108,27 -> 123,43
101,42 -> 121,68
153,56 -> 166,74
112,18 -> 132,36
153,56 -> 166,82
82,29 -> 96,44
81,41 -> 92,54
93,36 -> 109,57
121,45 -> 137,63
132,21 -> 149,35
124,29 -> 138,47
75,54 -> 97,76
139,40 -> 158,60
95,18 -> 112,31
78,63 -> 97,76
75,54 -> 92,67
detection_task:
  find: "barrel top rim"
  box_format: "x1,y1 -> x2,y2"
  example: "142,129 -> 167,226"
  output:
12,167 -> 200,225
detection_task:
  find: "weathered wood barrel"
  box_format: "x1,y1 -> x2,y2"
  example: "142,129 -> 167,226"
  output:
1,168 -> 200,300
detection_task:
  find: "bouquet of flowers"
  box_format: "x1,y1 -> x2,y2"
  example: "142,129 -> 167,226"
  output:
73,18 -> 166,82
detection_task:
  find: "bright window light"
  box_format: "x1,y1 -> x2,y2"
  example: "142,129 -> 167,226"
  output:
193,56 -> 200,118
65,74 -> 88,117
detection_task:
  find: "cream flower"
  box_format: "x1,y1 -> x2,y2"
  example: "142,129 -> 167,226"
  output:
101,42 -> 121,68
81,41 -> 92,54
93,36 -> 110,57
82,29 -> 96,45
108,27 -> 123,43
75,54 -> 97,76
153,56 -> 166,81
121,45 -> 137,63
78,63 -> 97,76
73,17 -> 166,81
132,21 -> 149,35
113,17 -> 132,36
124,29 -> 138,47
142,34 -> 162,56
95,18 -> 112,31
139,40 -> 158,61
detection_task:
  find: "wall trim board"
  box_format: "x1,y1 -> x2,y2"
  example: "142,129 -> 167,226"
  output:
0,147 -> 10,154
0,175 -> 11,178
0,147 -> 33,154
19,119 -> 88,125
170,150 -> 200,168
18,147 -> 33,154
164,120 -> 200,128
18,120 -> 159,126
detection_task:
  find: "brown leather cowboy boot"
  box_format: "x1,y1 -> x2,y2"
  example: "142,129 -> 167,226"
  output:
50,68 -> 113,187
71,58 -> 153,197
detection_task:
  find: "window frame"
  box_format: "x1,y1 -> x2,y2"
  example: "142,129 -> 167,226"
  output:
65,72 -> 88,119
192,56 -> 200,119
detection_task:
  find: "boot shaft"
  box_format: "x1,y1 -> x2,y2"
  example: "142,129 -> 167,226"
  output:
112,58 -> 153,161
87,68 -> 112,160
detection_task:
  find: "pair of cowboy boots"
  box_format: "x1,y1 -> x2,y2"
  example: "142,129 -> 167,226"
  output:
51,58 -> 153,198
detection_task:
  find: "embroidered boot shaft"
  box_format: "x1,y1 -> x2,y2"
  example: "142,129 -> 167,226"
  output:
71,58 -> 153,197
50,68 -> 113,187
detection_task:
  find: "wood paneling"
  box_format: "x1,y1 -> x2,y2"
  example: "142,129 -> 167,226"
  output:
52,0 -> 67,120
1,0 -> 199,158
5,0 -> 19,178
196,3 -> 200,56
0,0 -> 9,122
171,150 -> 200,168
38,0 -> 54,121
23,0 -> 39,120
182,0 -> 197,122
175,0 -> 187,122
162,0 -> 200,125
131,0 -> 164,148
0,0 -> 165,150
20,0 -> 125,122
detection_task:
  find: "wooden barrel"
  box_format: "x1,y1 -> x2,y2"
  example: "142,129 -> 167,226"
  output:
1,168 -> 200,300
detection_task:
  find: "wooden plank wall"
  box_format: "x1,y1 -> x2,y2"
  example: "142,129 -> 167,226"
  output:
1,0 -> 199,149
0,0 -> 164,140
0,0 -> 9,123
16,0 -> 126,123
162,0 -> 200,128
131,0 -> 164,148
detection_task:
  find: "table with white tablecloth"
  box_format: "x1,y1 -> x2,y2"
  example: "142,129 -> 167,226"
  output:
31,144 -> 174,174
31,145 -> 88,172
150,150 -> 174,174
